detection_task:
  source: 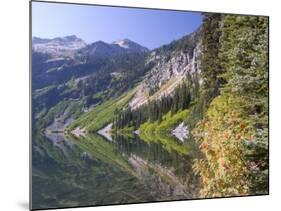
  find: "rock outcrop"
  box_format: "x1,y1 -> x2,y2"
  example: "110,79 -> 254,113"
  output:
129,31 -> 201,109
172,122 -> 189,142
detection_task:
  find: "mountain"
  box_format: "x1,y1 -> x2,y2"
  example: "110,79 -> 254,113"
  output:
32,36 -> 150,90
32,36 -> 150,129
129,29 -> 201,109
76,39 -> 149,61
32,35 -> 149,62
63,29 -> 202,135
112,39 -> 149,53
32,31 -> 201,132
32,35 -> 87,58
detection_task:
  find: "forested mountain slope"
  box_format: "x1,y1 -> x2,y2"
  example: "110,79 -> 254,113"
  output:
32,37 -> 150,131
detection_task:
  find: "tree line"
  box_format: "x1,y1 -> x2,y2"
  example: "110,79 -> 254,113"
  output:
193,13 -> 268,197
112,81 -> 193,130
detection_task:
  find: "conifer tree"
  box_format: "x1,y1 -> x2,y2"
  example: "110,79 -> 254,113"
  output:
200,13 -> 225,102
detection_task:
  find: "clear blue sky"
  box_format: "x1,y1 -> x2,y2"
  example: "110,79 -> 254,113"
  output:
32,2 -> 202,49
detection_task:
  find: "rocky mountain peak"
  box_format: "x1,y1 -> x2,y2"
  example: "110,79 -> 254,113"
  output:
112,39 -> 149,53
76,39 -> 149,61
32,35 -> 87,58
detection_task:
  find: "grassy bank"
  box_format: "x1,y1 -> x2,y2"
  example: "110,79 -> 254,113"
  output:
67,89 -> 136,133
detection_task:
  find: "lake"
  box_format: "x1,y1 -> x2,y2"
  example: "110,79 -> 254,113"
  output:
32,131 -> 201,209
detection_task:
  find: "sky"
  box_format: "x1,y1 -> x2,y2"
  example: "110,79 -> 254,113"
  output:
32,2 -> 202,50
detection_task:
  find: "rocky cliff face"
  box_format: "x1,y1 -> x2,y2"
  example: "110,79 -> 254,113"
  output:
145,42 -> 201,89
129,32 -> 202,109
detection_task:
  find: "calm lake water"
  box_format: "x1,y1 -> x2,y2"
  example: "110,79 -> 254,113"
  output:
32,132 -> 201,209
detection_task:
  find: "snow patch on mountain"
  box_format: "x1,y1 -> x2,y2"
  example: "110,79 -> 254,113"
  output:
32,35 -> 87,58
112,39 -> 149,53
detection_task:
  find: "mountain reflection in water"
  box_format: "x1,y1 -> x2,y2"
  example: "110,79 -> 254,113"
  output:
32,131 -> 201,209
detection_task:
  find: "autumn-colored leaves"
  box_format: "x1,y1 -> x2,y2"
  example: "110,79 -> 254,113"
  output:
192,14 -> 268,198
192,94 -> 253,197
